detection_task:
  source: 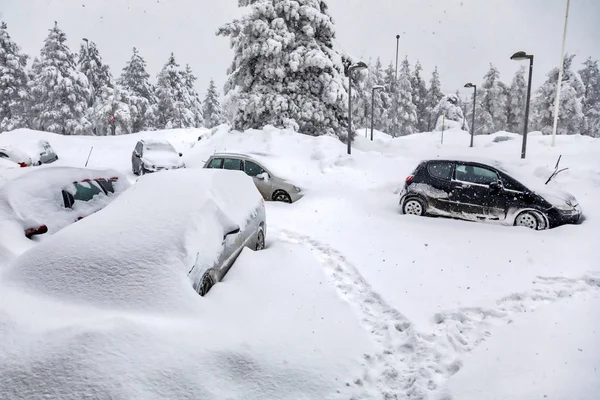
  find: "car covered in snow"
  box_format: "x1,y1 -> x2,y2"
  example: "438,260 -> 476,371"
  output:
131,139 -> 185,175
204,152 -> 303,203
0,167 -> 130,239
399,158 -> 582,230
7,169 -> 266,297
0,146 -> 33,167
34,139 -> 59,164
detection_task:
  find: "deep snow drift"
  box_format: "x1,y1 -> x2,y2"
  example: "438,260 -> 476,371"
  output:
0,125 -> 598,399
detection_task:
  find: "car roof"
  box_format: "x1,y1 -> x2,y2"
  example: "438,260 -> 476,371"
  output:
421,156 -> 508,169
210,152 -> 254,159
140,138 -> 173,146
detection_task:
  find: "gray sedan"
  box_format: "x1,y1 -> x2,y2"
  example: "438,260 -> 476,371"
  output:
204,152 -> 303,203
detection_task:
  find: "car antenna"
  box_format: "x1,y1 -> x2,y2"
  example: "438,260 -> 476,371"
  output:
84,146 -> 94,168
545,155 -> 569,185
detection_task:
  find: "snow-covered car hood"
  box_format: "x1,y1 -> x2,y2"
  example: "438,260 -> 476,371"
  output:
535,187 -> 579,208
141,151 -> 183,168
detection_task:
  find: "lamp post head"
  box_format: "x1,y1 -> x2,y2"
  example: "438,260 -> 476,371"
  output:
511,51 -> 532,61
373,85 -> 385,91
82,38 -> 89,43
464,83 -> 475,89
349,61 -> 368,72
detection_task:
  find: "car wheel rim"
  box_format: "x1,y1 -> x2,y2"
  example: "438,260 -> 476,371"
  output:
404,200 -> 423,216
276,193 -> 291,203
516,213 -> 538,229
199,274 -> 212,296
256,231 -> 265,251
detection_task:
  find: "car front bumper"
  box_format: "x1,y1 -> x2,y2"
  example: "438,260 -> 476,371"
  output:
549,205 -> 583,227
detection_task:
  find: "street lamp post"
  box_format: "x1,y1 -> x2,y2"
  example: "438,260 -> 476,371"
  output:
551,0 -> 571,146
511,51 -> 535,159
395,34 -> 400,80
370,85 -> 384,141
464,83 -> 477,148
347,61 -> 368,155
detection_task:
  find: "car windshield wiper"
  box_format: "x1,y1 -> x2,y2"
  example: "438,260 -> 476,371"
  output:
545,155 -> 569,185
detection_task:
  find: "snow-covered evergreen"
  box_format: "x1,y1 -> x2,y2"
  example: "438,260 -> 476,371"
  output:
426,67 -> 444,131
383,62 -> 398,135
479,64 -> 508,133
369,58 -> 388,131
88,85 -> 133,135
29,22 -> 91,135
507,66 -> 527,134
579,57 -> 600,137
217,0 -> 349,137
0,22 -> 30,132
118,47 -> 156,132
533,54 -> 585,136
78,40 -> 113,107
152,53 -> 188,129
411,61 -> 429,133
181,64 -> 204,128
395,57 -> 417,136
432,94 -> 467,131
202,79 -> 225,129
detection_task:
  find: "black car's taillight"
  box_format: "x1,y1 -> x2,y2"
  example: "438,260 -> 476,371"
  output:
405,175 -> 415,184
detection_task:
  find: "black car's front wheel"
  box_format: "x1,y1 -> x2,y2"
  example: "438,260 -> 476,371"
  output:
402,197 -> 426,216
514,211 -> 545,230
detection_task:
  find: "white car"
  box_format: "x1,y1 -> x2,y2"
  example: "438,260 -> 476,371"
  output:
131,139 -> 185,175
0,146 -> 33,167
6,169 -> 266,298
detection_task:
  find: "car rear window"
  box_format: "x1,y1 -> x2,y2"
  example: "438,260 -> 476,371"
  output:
427,162 -> 453,180
63,178 -> 118,208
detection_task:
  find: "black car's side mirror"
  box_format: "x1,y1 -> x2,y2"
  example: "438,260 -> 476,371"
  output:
489,181 -> 502,191
134,153 -> 140,158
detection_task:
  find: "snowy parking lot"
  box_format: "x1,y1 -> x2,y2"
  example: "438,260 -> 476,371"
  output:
0,126 -> 599,399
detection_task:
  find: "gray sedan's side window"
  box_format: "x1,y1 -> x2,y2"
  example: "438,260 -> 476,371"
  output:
207,158 -> 223,169
244,161 -> 265,177
223,158 -> 242,171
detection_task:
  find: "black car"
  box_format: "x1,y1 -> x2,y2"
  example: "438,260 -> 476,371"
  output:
399,159 -> 582,230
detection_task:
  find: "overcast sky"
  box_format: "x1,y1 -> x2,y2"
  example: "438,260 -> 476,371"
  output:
1,0 -> 598,98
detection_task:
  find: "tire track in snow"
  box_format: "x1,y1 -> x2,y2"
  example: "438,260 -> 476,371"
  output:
276,230 -> 600,400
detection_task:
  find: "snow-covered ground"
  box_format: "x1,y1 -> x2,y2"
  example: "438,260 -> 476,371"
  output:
0,126 -> 598,399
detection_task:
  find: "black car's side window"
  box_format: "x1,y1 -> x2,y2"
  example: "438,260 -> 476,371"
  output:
455,164 -> 498,185
0,152 -> 8,159
135,142 -> 143,155
207,158 -> 224,169
427,162 -> 453,180
244,160 -> 265,177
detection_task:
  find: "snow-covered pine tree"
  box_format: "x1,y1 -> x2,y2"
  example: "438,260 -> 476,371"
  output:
480,64 -> 508,133
181,64 -> 204,128
88,85 -> 133,135
78,40 -> 113,107
383,62 -> 399,135
217,0 -> 349,138
153,53 -> 187,129
118,47 -> 157,132
432,94 -> 467,131
411,60 -> 429,132
202,79 -> 225,128
507,66 -> 527,133
370,58 -> 388,131
579,57 -> 600,137
396,57 -> 417,135
29,22 -> 91,135
426,66 -> 444,131
0,22 -> 30,132
533,54 -> 585,135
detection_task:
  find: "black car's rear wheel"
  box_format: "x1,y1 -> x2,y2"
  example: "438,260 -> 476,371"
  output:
402,198 -> 426,216
514,211 -> 540,230
197,272 -> 214,297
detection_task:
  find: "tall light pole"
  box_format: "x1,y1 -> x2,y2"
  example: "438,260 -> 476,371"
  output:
395,34 -> 400,80
347,61 -> 368,155
370,85 -> 384,141
511,51 -> 534,159
464,83 -> 477,148
551,0 -> 571,146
